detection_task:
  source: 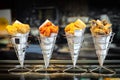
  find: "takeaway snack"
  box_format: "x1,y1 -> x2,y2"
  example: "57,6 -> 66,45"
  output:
37,19 -> 59,69
90,20 -> 112,36
6,20 -> 31,72
64,19 -> 86,69
39,20 -> 58,37
90,19 -> 113,67
65,19 -> 86,34
6,20 -> 30,35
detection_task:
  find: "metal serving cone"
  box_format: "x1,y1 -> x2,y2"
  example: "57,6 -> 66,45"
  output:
90,33 -> 116,76
39,33 -> 57,68
93,33 -> 111,67
11,33 -> 29,68
66,30 -> 85,67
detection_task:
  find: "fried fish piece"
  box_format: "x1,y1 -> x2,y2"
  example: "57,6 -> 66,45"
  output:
39,20 -> 59,37
13,23 -> 30,34
6,25 -> 17,35
90,19 -> 112,36
65,19 -> 86,34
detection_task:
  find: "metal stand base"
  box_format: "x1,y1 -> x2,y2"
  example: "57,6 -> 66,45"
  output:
8,65 -> 32,74
63,65 -> 87,74
34,65 -> 59,74
90,66 -> 116,76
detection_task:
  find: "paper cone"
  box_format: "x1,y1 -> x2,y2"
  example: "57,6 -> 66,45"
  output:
39,33 -> 57,68
43,53 -> 51,69
11,33 -> 29,67
96,50 -> 107,67
93,33 -> 111,67
66,30 -> 85,67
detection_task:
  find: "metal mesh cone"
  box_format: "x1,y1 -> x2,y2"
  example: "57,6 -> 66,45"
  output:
11,33 -> 29,67
93,34 -> 111,67
39,33 -> 57,68
66,30 -> 84,67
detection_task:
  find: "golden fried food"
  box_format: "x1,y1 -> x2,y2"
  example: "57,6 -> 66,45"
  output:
74,19 -> 86,29
90,20 -> 112,36
65,19 -> 86,34
6,20 -> 30,35
6,25 -> 17,35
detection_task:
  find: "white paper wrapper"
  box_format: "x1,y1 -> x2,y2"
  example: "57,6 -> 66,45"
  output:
39,19 -> 58,68
39,33 -> 57,68
66,29 -> 85,67
93,33 -> 112,66
17,51 -> 25,67
11,32 -> 29,67
11,33 -> 29,50
96,50 -> 107,67
14,20 -> 22,24
39,19 -> 55,29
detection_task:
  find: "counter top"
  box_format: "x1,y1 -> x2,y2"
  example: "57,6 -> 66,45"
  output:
0,47 -> 120,79
0,60 -> 120,79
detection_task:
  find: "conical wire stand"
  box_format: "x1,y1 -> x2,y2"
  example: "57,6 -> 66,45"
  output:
90,32 -> 116,76
63,30 -> 87,74
8,34 -> 32,74
34,34 -> 58,73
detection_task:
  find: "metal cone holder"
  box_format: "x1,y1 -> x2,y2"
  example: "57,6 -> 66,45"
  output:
90,32 -> 116,76
35,33 -> 57,73
63,30 -> 87,74
8,33 -> 32,74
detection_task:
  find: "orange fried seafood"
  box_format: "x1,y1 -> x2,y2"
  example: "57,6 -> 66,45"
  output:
39,20 -> 59,37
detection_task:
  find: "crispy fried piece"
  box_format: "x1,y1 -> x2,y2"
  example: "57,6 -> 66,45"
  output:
6,21 -> 30,35
40,26 -> 47,34
93,29 -> 105,34
90,19 -> 112,36
65,19 -> 86,34
50,26 -> 58,33
74,19 -> 86,29
44,27 -> 50,37
20,24 -> 30,34
65,23 -> 74,32
6,25 -> 17,35
13,23 -> 30,34
39,21 -> 59,37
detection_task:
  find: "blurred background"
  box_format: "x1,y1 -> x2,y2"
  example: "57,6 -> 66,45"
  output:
0,0 -> 120,60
